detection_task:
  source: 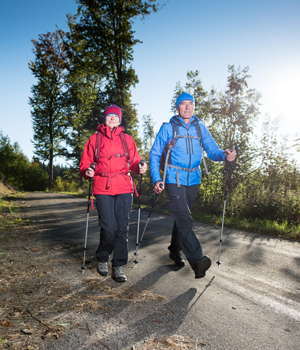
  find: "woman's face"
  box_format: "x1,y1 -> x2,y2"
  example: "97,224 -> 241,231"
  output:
104,114 -> 120,129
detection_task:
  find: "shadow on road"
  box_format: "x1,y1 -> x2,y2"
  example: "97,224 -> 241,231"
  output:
92,287 -> 198,350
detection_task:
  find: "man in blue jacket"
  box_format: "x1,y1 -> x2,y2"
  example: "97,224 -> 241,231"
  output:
149,92 -> 236,278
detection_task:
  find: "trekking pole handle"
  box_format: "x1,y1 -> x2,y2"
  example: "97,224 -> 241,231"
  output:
155,182 -> 163,195
225,147 -> 236,161
139,159 -> 146,170
138,160 -> 146,175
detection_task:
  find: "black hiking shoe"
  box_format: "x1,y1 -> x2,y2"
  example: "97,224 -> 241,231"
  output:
112,266 -> 127,282
97,262 -> 108,276
169,251 -> 186,266
194,256 -> 211,279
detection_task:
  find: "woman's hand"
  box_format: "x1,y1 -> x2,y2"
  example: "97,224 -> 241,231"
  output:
85,166 -> 95,178
139,161 -> 148,174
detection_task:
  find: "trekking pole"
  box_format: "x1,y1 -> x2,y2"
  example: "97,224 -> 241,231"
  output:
202,152 -> 209,175
216,150 -> 233,267
133,160 -> 145,264
82,163 -> 95,271
138,182 -> 163,247
140,144 -> 168,245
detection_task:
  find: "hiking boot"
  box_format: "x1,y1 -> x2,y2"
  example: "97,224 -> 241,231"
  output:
97,262 -> 108,276
194,256 -> 211,279
112,266 -> 127,282
169,251 -> 186,266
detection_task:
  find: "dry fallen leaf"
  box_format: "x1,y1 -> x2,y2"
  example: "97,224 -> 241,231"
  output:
21,328 -> 32,335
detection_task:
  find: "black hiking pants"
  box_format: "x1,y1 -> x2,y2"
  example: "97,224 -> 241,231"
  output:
95,193 -> 132,267
166,184 -> 203,269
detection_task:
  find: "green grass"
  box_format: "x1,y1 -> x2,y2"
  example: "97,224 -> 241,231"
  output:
46,190 -> 89,198
134,201 -> 300,241
0,196 -> 30,234
2,191 -> 299,242
193,210 -> 300,240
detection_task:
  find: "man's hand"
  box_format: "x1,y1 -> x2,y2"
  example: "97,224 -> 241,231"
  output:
225,149 -> 237,162
139,161 -> 148,174
154,181 -> 164,194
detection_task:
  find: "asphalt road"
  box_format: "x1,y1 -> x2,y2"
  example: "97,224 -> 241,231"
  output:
23,192 -> 300,350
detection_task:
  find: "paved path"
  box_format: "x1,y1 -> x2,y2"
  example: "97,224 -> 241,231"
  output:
23,192 -> 300,350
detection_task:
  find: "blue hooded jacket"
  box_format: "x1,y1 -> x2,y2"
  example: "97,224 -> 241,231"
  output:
149,115 -> 226,186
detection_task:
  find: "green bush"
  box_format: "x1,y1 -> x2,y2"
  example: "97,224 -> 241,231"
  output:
0,131 -> 48,191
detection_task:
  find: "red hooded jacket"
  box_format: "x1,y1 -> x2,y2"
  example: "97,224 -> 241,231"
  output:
79,124 -> 142,196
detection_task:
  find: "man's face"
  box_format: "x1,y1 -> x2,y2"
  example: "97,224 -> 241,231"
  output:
177,100 -> 194,122
104,114 -> 120,129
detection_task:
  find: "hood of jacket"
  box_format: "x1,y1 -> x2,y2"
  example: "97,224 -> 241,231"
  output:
170,115 -> 201,128
96,123 -> 124,138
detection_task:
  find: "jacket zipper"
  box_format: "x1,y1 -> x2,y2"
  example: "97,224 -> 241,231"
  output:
186,126 -> 192,186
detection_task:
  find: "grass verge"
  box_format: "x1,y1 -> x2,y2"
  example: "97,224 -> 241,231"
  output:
133,202 -> 300,241
0,195 -> 30,234
193,211 -> 300,241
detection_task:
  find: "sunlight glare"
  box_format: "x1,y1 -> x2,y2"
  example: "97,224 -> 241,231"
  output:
265,68 -> 300,119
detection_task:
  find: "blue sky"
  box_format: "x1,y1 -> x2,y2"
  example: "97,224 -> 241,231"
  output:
1,0 -> 299,165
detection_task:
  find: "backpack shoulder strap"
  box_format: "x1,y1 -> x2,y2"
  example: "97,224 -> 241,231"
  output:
194,121 -> 209,175
168,121 -> 179,148
119,131 -> 130,164
94,130 -> 130,165
194,122 -> 203,146
94,131 -> 102,163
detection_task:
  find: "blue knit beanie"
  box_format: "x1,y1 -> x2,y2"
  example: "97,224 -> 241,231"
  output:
176,92 -> 194,109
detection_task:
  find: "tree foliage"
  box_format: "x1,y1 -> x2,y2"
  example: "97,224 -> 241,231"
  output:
61,15 -> 101,180
141,114 -> 156,156
70,0 -> 160,139
168,66 -> 300,229
24,2 -> 299,234
28,1 -> 161,185
233,115 -> 300,225
28,30 -> 68,189
0,131 -> 48,191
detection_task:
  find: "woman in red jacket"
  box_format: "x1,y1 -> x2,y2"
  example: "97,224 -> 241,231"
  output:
79,105 -> 147,282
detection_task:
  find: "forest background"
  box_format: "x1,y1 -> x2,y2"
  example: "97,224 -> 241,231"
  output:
1,0 -> 299,240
